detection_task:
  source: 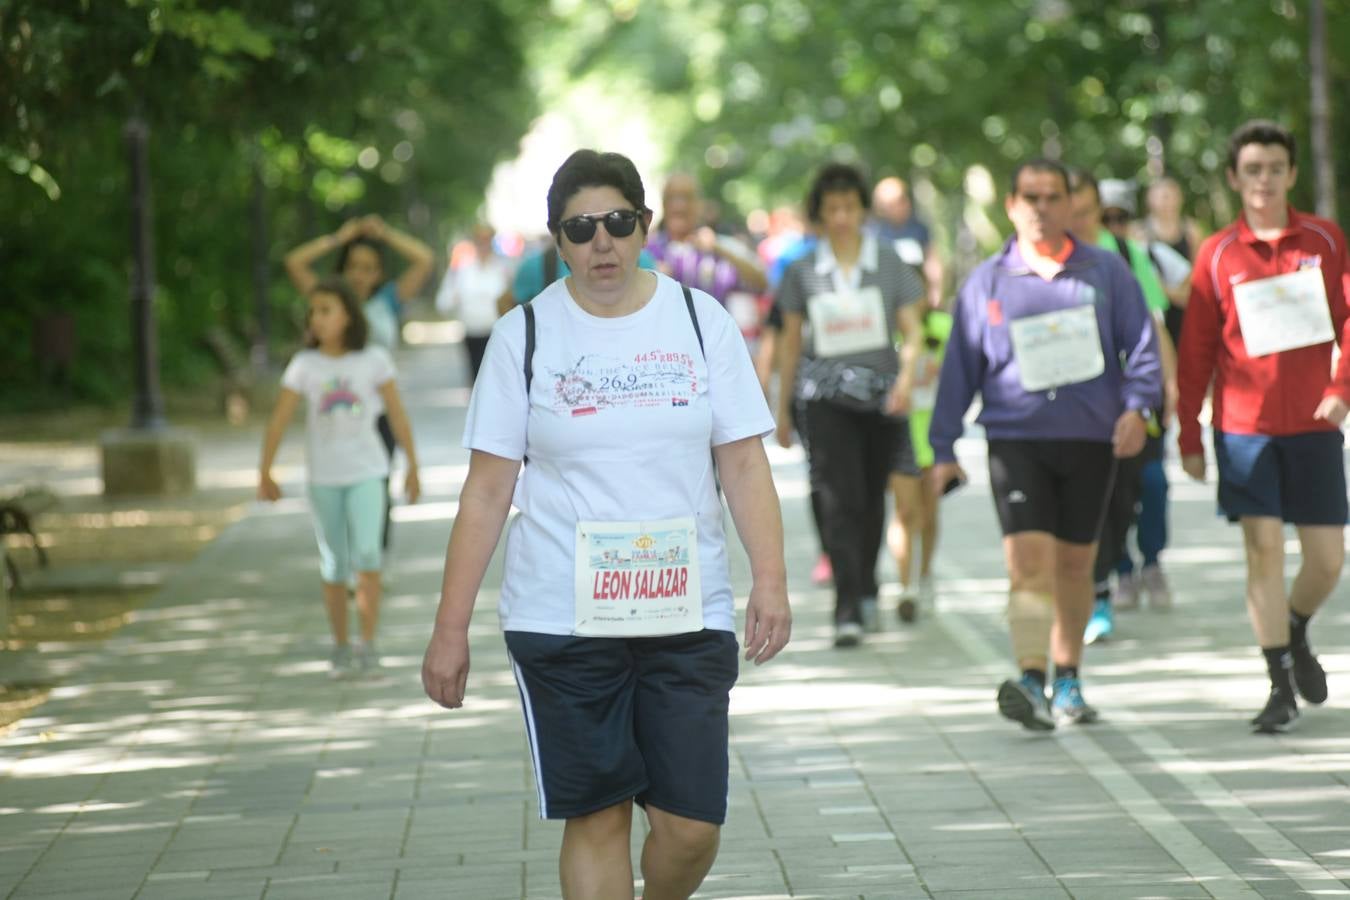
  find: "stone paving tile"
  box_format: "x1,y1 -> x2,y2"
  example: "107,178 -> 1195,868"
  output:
928,890 -> 1072,900
9,887 -> 142,900
4,345 -> 1350,899
204,861 -> 338,882
139,883 -> 266,900
1062,888 -> 1219,900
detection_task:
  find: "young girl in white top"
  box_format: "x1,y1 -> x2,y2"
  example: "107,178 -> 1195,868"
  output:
258,277 -> 421,678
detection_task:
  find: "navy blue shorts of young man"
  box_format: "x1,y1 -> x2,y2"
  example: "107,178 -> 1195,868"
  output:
987,439 -> 1118,543
504,629 -> 739,824
1214,430 -> 1349,525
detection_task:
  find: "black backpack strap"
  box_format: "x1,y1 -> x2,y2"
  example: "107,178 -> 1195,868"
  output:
682,285 -> 705,358
523,302 -> 535,393
681,285 -> 722,493
521,302 -> 536,467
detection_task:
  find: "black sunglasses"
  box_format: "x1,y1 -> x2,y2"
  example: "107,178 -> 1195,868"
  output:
560,208 -> 644,244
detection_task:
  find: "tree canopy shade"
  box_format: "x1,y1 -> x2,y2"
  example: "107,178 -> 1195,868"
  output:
2,0 -> 544,408
5,0 -> 1347,408
573,0 -> 1349,229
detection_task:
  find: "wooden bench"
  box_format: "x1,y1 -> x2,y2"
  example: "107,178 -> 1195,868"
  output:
1,487 -> 57,593
202,326 -> 256,423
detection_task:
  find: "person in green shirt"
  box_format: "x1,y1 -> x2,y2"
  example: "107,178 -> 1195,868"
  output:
890,304 -> 953,622
1068,172 -> 1178,646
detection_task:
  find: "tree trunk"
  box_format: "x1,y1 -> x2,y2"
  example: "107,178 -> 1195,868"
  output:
1309,0 -> 1337,219
250,139 -> 271,369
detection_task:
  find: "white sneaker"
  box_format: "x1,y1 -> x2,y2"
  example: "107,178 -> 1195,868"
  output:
860,597 -> 881,633
1141,564 -> 1172,610
354,641 -> 382,675
329,644 -> 354,680
833,621 -> 863,648
1114,571 -> 1141,610
917,575 -> 937,609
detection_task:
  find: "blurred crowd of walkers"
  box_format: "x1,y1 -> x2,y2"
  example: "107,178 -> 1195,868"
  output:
254,116 -> 1348,899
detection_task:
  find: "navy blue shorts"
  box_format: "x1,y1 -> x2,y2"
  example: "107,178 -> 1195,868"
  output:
504,629 -> 738,825
1213,429 -> 1348,525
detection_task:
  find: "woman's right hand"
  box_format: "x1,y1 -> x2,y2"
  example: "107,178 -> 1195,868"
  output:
257,473 -> 281,502
422,629 -> 471,709
929,461 -> 966,500
775,418 -> 794,449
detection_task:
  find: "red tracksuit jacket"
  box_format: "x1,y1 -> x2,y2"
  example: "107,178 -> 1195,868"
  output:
1177,206 -> 1350,457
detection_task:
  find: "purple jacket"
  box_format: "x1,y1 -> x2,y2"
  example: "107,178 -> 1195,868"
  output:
647,231 -> 744,304
929,237 -> 1162,463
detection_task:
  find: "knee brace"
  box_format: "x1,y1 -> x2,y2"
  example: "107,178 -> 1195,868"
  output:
1007,590 -> 1054,662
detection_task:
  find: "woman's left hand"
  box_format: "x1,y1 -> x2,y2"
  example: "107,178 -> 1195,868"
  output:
744,582 -> 791,665
404,467 -> 421,504
884,381 -> 912,417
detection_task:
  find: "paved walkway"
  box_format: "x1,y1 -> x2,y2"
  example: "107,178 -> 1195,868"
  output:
1,333 -> 1348,899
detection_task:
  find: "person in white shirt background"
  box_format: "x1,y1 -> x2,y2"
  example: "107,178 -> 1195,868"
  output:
435,222 -> 512,382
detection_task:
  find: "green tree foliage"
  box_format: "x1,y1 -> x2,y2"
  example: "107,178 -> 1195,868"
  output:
2,0 -> 544,410
562,0 -> 1348,241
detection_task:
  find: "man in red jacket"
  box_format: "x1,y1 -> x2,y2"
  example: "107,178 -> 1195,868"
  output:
1177,120 -> 1350,734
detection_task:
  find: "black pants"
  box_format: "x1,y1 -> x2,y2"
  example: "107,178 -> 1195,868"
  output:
792,396 -> 829,557
1092,455 -> 1137,587
1093,435 -> 1163,586
802,399 -> 900,624
465,334 -> 490,383
377,413 -> 396,550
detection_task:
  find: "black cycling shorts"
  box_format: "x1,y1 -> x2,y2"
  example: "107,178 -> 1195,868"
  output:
986,439 -> 1116,543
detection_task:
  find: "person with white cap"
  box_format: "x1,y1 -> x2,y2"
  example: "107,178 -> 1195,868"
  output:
1068,173 -> 1178,646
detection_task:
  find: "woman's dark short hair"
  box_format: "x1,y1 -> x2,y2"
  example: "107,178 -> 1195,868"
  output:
546,150 -> 649,237
1227,119 -> 1296,171
306,276 -> 368,351
806,163 -> 870,223
334,235 -> 386,276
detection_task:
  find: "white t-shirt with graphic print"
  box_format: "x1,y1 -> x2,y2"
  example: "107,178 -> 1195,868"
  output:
462,272 -> 774,636
281,346 -> 395,486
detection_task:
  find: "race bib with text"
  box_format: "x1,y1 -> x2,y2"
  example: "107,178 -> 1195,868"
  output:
807,286 -> 890,358
1233,267 -> 1334,358
1008,304 -> 1105,393
573,517 -> 703,637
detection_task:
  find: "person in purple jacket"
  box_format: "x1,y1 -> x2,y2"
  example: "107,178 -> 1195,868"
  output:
648,173 -> 768,305
928,159 -> 1162,730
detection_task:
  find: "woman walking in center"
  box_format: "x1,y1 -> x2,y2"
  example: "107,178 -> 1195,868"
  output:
422,149 -> 790,899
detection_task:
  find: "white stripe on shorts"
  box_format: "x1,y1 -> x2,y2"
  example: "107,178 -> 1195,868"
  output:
508,650 -> 548,818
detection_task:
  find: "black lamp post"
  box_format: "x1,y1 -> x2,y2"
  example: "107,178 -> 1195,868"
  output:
125,113 -> 166,430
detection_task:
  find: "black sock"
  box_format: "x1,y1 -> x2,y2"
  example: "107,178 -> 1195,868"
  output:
1022,668 -> 1047,691
1262,646 -> 1295,695
1289,611 -> 1312,649
1053,664 -> 1078,682
1094,586 -> 1110,604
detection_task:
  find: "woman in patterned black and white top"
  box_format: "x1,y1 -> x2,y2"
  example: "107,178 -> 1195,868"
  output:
775,162 -> 926,647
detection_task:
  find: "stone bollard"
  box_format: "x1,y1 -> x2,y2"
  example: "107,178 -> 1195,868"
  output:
99,427 -> 197,497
